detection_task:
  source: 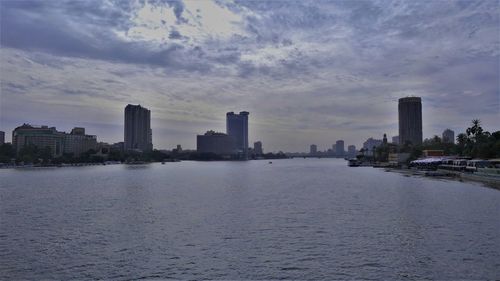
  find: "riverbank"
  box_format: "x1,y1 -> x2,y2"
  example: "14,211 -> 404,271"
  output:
383,167 -> 500,190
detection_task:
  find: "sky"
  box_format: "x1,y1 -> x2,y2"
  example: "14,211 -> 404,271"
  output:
0,0 -> 499,152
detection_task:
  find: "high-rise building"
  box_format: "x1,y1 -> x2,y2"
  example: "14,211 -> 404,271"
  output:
197,131 -> 236,155
442,129 -> 455,144
0,131 -> 4,145
398,97 -> 422,145
347,145 -> 356,157
254,141 -> 263,155
124,104 -> 152,152
392,135 -> 399,145
226,111 -> 249,157
12,124 -> 65,157
335,140 -> 345,157
310,144 -> 317,155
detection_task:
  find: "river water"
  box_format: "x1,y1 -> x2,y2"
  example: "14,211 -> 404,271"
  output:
1,159 -> 499,280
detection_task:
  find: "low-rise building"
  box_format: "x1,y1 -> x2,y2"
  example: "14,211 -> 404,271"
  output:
12,124 -> 98,158
63,127 -> 97,156
12,124 -> 65,157
388,153 -> 410,164
197,131 -> 236,155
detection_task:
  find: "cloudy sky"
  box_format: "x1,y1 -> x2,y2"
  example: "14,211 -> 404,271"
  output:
0,0 -> 498,152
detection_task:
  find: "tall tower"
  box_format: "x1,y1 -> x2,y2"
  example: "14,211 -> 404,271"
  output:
442,129 -> 455,144
335,140 -> 345,156
124,104 -> 152,152
398,97 -> 422,145
226,111 -> 249,158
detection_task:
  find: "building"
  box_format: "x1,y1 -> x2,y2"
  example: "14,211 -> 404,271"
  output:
388,153 -> 410,164
63,127 -> 97,156
392,135 -> 399,145
254,141 -> 263,155
124,104 -> 152,152
197,131 -> 235,155
442,129 -> 455,144
12,124 -> 65,157
0,131 -> 4,145
363,137 -> 383,156
226,111 -> 249,157
111,142 -> 124,152
310,144 -> 317,155
335,140 -> 345,157
398,97 -> 423,145
347,145 -> 356,157
398,97 -> 422,145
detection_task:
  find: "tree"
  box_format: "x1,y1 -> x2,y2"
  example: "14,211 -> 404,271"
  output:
0,143 -> 16,163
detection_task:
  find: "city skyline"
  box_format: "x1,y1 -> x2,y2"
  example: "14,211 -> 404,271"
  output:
1,1 -> 499,151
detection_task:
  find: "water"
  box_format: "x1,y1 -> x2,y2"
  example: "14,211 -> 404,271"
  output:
1,159 -> 499,280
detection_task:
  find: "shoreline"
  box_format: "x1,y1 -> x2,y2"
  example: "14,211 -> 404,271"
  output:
383,167 -> 500,190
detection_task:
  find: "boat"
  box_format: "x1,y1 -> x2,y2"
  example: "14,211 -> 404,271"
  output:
347,158 -> 360,167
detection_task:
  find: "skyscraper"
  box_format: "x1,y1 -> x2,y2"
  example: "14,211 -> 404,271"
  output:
226,111 -> 249,157
124,104 -> 152,152
254,141 -> 263,155
398,97 -> 422,145
335,140 -> 345,157
442,129 -> 455,144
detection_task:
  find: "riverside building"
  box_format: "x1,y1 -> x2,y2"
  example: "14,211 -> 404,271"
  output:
124,104 -> 152,152
226,111 -> 249,158
197,131 -> 236,155
63,127 -> 97,156
398,97 -> 423,145
12,124 -> 65,157
12,124 -> 97,157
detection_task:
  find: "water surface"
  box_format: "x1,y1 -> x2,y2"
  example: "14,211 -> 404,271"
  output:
1,159 -> 499,280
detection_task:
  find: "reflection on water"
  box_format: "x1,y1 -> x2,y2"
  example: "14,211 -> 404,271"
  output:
1,159 -> 499,280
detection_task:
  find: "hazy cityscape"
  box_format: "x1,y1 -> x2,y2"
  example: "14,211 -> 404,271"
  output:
1,1 -> 499,280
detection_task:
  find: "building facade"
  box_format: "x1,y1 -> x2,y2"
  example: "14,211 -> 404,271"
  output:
197,131 -> 236,155
63,127 -> 97,156
12,124 -> 98,158
0,131 -> 4,145
310,144 -> 317,155
347,145 -> 356,157
335,140 -> 345,157
124,104 -> 152,152
442,129 -> 455,144
398,97 -> 423,145
254,141 -> 263,155
226,111 -> 249,157
363,138 -> 383,152
12,124 -> 65,157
